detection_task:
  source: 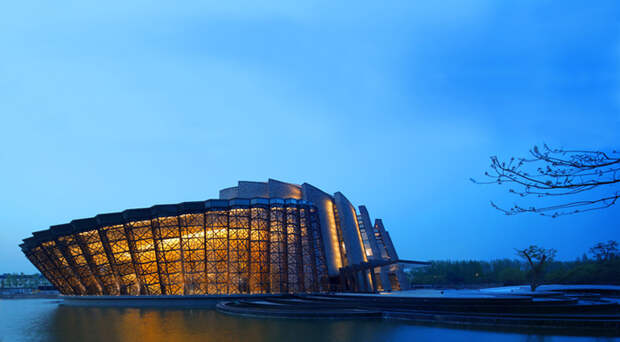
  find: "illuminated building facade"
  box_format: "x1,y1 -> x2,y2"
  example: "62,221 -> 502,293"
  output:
21,179 -> 409,296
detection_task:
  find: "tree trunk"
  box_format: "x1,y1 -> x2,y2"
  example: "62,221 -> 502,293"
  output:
530,268 -> 541,291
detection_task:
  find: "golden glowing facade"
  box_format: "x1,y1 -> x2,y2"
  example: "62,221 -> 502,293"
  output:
21,199 -> 329,296
22,179 -> 411,295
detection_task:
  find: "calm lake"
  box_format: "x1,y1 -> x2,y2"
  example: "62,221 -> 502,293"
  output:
0,299 -> 618,342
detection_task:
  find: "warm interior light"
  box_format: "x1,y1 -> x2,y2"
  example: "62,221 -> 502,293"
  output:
26,206 -> 329,296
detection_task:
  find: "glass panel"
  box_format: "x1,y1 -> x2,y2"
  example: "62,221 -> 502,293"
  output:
269,206 -> 286,293
58,235 -> 102,294
30,247 -> 75,295
126,220 -> 161,295
78,230 -> 120,295
286,206 -> 302,293
180,213 -> 206,295
153,216 -> 184,295
310,208 -> 329,291
228,208 -> 250,294
102,224 -> 140,295
250,207 -> 269,293
26,202 -> 331,296
205,210 -> 228,294
300,208 -> 316,292
41,240 -> 85,294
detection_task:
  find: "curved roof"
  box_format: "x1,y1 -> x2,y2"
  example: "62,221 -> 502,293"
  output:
20,197 -> 316,253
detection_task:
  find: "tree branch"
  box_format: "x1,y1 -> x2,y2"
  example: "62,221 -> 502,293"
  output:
473,145 -> 619,217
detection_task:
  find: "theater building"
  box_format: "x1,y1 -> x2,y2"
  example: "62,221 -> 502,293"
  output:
21,179 -> 411,296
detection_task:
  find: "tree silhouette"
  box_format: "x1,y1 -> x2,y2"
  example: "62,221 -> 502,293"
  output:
589,240 -> 619,262
516,245 -> 556,291
472,145 -> 619,217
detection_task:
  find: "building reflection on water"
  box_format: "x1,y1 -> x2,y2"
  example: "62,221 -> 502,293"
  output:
46,305 -> 397,342
0,300 -> 614,342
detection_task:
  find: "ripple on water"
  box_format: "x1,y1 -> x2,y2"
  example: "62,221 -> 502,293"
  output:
0,299 -> 618,342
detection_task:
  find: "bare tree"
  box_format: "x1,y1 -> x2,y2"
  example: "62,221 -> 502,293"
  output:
516,245 -> 556,291
589,240 -> 619,262
472,145 -> 619,217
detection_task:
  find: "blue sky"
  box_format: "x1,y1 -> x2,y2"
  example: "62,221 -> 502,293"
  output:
1,1 -> 618,273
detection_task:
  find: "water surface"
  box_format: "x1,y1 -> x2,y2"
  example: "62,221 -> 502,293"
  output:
0,299 -> 618,342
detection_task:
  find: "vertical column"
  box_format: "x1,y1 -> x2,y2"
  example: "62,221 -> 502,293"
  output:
52,237 -> 88,295
68,231 -> 106,294
228,206 -> 250,294
309,207 -> 329,292
356,269 -> 369,292
119,219 -> 146,295
41,227 -> 87,295
299,206 -> 315,292
151,208 -> 184,295
226,208 -> 230,294
149,217 -> 167,295
72,218 -> 120,296
269,202 -> 287,293
28,246 -> 75,295
177,215 -> 187,295
125,212 -> 162,295
286,203 -> 302,293
379,266 -> 392,292
204,208 -> 229,294
73,231 -> 108,294
369,267 -> 378,292
57,234 -> 101,294
39,239 -> 85,295
97,225 -> 123,295
99,221 -> 141,295
179,212 -> 207,295
250,203 -> 269,293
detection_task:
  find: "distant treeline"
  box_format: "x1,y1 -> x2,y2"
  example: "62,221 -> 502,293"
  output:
408,258 -> 620,286
0,273 -> 51,288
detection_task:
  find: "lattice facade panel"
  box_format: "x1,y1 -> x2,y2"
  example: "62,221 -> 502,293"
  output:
40,240 -> 85,295
77,230 -> 119,295
126,219 -> 161,295
58,235 -> 102,295
269,205 -> 286,293
29,246 -> 75,294
250,207 -> 269,293
179,213 -> 207,295
286,206 -> 302,293
101,224 -> 141,295
22,200 -> 328,296
205,209 -> 228,294
153,216 -> 184,295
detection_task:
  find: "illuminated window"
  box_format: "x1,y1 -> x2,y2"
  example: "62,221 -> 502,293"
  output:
24,202 -> 330,296
126,220 -> 161,295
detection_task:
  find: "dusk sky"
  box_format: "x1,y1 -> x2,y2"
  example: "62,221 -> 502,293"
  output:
1,1 -> 618,273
